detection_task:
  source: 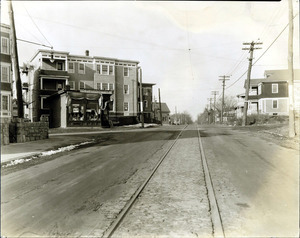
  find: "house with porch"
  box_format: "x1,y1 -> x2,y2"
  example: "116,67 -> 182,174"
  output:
236,69 -> 300,117
25,49 -> 140,127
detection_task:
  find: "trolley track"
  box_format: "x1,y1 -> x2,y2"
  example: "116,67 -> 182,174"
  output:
100,125 -> 225,238
100,125 -> 187,238
198,127 -> 225,238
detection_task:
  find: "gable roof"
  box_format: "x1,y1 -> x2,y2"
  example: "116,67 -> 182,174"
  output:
153,102 -> 170,113
244,69 -> 300,88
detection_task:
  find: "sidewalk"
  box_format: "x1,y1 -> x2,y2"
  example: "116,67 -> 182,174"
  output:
0,123 -> 161,164
0,134 -> 94,164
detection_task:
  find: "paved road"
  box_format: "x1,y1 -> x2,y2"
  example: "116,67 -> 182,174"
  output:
1,128 -> 181,237
1,125 -> 298,237
199,126 -> 298,237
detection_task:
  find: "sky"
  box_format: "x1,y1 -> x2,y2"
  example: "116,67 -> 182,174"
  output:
1,0 -> 299,120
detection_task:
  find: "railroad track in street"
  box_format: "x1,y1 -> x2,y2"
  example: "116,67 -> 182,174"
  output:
101,125 -> 225,238
197,127 -> 225,238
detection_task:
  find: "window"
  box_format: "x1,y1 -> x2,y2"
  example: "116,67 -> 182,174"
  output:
258,84 -> 262,95
272,100 -> 278,109
102,83 -> 109,90
0,93 -> 11,116
143,88 -> 149,96
102,65 -> 108,75
1,37 -> 9,54
124,84 -> 129,94
109,65 -> 114,75
272,84 -> 278,93
79,63 -> 85,74
124,67 -> 129,77
57,62 -> 64,71
124,102 -> 129,111
1,65 -> 10,82
96,65 -> 101,74
1,95 -> 9,111
79,81 -> 85,90
69,81 -> 75,90
109,83 -> 114,90
68,62 -> 75,73
144,100 -> 148,108
96,83 -> 101,90
97,64 -> 114,75
57,82 -> 63,90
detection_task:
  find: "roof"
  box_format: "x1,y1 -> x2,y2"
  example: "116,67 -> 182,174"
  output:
153,102 -> 170,113
30,49 -> 140,64
139,82 -> 156,86
244,69 -> 300,88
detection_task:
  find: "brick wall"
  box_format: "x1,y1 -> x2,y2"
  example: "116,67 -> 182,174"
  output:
9,118 -> 49,143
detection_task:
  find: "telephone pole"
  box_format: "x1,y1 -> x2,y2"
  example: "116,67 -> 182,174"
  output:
175,106 -> 177,125
242,41 -> 262,126
158,88 -> 163,126
219,75 -> 230,123
207,98 -> 213,124
288,0 -> 296,137
211,91 -> 219,124
8,0 -> 23,118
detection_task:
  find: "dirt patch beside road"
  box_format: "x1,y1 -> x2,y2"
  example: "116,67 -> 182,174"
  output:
231,122 -> 299,150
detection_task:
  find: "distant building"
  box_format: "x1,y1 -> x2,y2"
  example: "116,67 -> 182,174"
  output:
138,82 -> 155,123
0,23 -> 13,121
153,102 -> 170,124
236,69 -> 300,117
25,49 -> 140,127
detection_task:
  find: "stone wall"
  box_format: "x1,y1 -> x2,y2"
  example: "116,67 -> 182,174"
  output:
9,118 -> 49,143
1,118 -> 10,145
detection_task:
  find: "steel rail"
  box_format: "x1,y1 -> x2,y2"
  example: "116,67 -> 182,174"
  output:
197,127 -> 225,238
101,125 -> 188,238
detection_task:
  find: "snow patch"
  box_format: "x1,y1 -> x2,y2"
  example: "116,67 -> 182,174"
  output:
124,123 -> 159,128
2,141 -> 94,168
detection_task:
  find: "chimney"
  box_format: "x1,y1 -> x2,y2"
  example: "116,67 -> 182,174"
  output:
85,50 -> 89,56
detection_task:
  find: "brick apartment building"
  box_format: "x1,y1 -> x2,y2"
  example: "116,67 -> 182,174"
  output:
25,49 -> 141,127
1,23 -> 13,121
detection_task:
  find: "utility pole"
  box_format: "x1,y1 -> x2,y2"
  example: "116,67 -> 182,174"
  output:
138,67 -> 144,128
219,75 -> 230,124
158,88 -> 163,126
288,0 -> 296,137
211,91 -> 219,124
8,0 -> 23,118
153,96 -> 156,122
175,106 -> 177,125
242,41 -> 262,126
207,98 -> 213,124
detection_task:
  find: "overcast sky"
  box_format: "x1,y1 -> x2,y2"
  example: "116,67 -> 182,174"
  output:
1,0 -> 299,120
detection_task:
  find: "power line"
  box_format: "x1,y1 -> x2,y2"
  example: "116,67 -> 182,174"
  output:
19,13 -> 184,52
23,4 -> 53,48
17,38 -> 52,48
226,12 -> 299,90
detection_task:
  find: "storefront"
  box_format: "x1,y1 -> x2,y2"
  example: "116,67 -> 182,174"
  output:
47,91 -> 113,128
67,92 -> 101,127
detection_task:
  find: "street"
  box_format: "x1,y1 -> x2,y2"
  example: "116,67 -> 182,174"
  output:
1,125 -> 299,237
